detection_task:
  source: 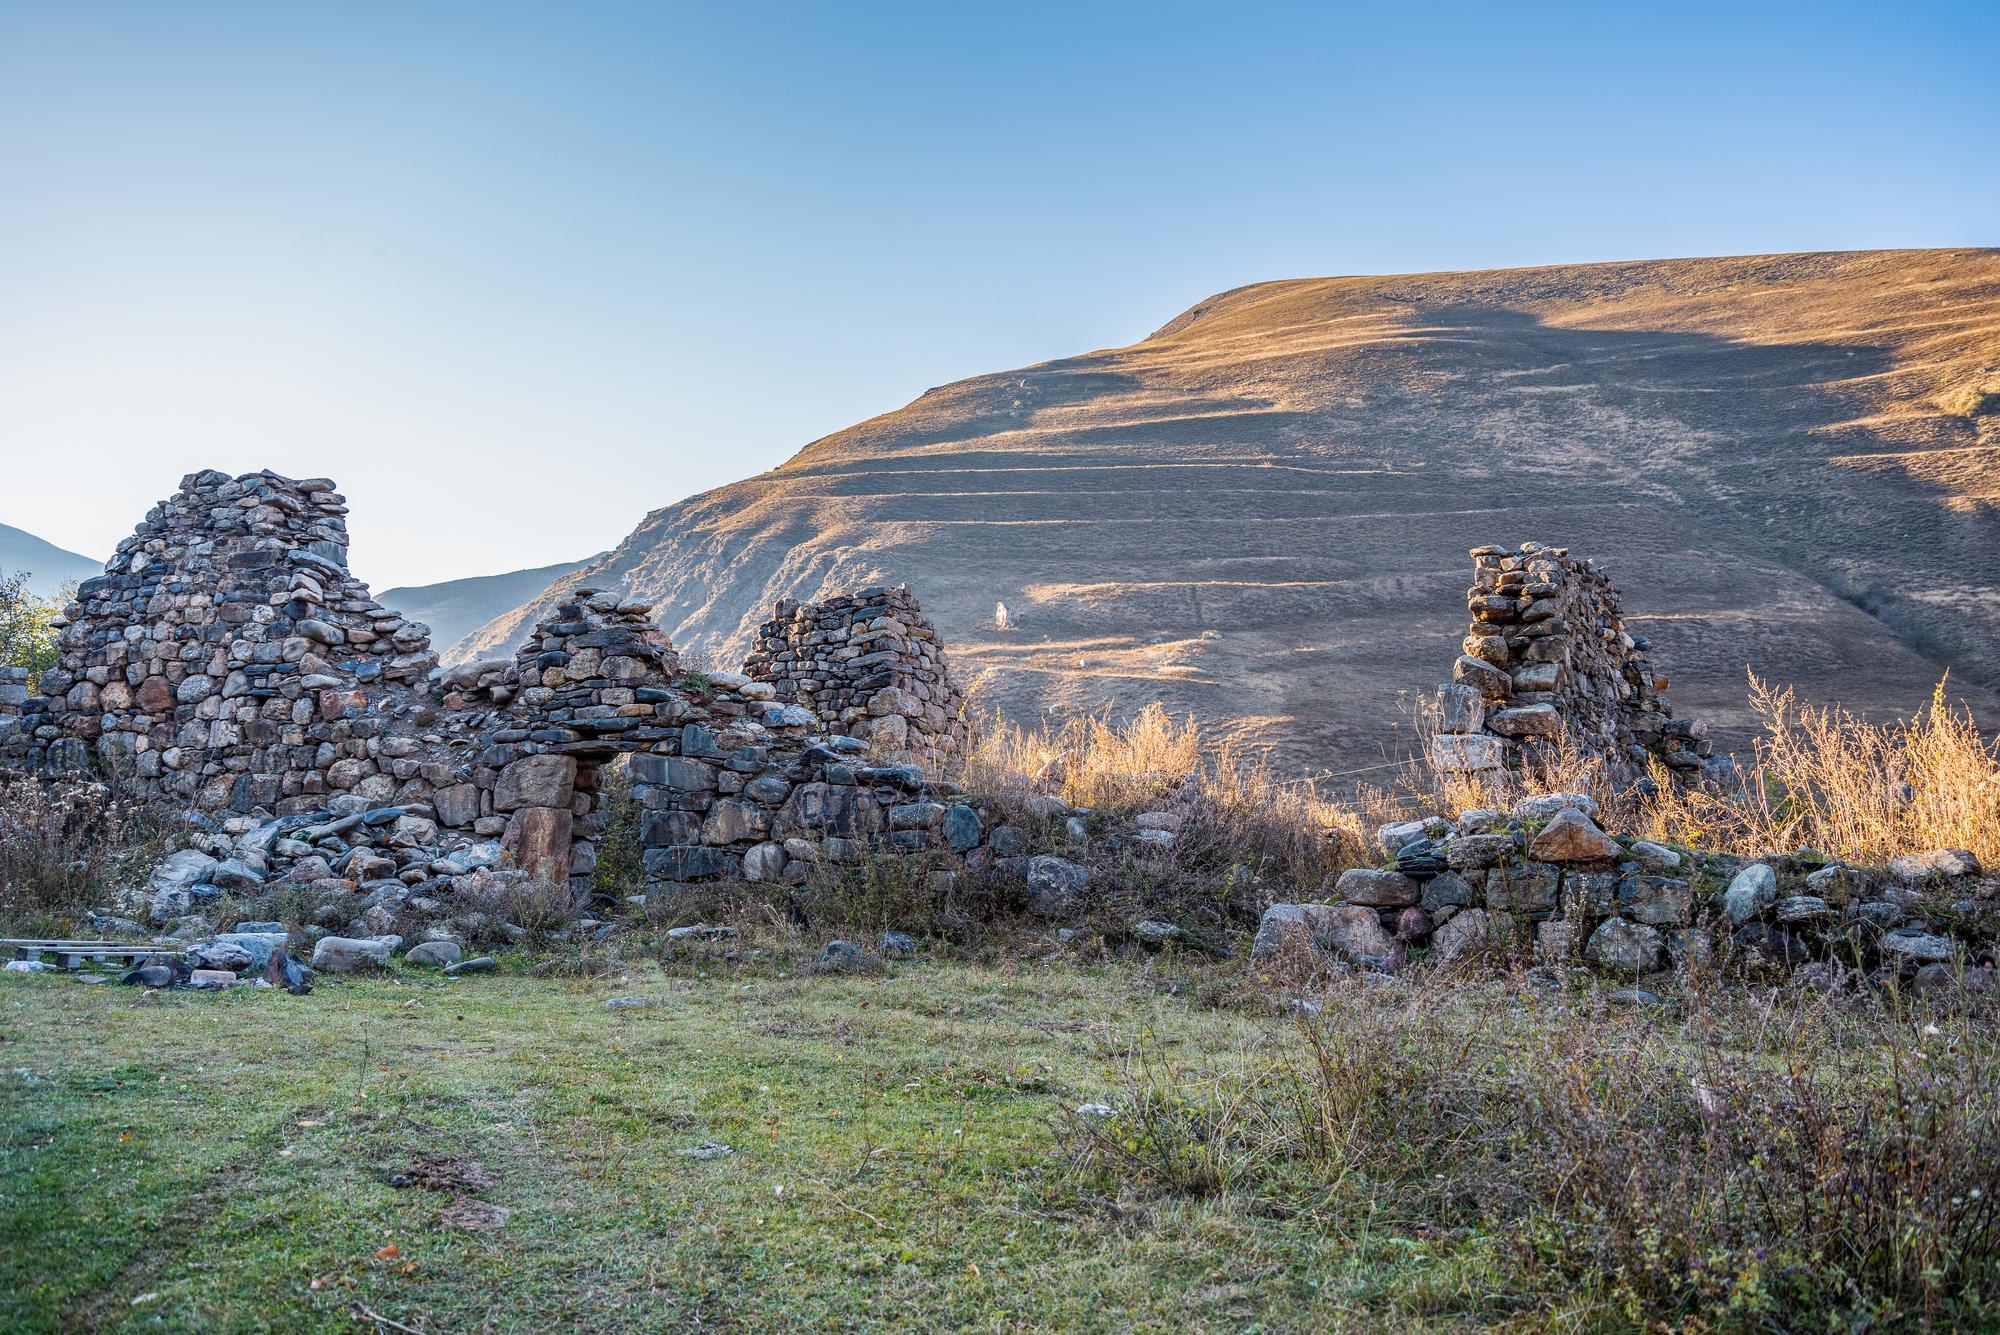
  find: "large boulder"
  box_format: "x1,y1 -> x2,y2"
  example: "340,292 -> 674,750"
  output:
1430,908 -> 1513,965
494,754 -> 577,813
404,940 -> 463,967
1527,809 -> 1619,863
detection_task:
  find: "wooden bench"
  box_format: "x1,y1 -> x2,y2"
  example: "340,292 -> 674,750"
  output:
3,940 -> 186,972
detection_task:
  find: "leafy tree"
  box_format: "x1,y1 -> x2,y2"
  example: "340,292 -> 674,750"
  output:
0,571 -> 68,692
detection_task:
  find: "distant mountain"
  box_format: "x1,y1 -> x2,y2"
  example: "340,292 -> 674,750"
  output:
381,559 -> 599,659
0,523 -> 100,598
455,249 -> 2000,775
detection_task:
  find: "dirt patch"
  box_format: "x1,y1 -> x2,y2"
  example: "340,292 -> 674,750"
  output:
389,1153 -> 497,1193
439,1196 -> 511,1232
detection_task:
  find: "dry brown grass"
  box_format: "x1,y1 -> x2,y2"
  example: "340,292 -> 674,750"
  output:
1056,974 -> 2000,1331
1634,674 -> 2000,867
1399,673 -> 2000,869
962,702 -> 1362,886
0,772 -> 177,934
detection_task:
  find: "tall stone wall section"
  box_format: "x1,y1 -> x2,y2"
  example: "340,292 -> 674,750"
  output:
742,585 -> 968,763
13,470 -> 440,810
1431,542 -> 1712,790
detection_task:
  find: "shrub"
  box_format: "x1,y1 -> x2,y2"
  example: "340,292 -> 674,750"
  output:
0,570 -> 65,692
0,773 -> 177,934
1056,981 -> 2000,1330
589,762 -> 645,902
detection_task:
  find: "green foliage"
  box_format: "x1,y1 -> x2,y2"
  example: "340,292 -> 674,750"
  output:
588,762 -> 645,901
0,569 -> 66,692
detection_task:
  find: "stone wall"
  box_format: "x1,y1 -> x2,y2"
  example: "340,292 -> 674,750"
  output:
1254,796 -> 1995,992
1432,542 -> 1714,792
11,470 -> 441,810
742,585 -> 968,763
1,470 -> 1003,923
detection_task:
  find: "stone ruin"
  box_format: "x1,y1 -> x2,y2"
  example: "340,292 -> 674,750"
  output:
6,482 -> 1990,993
0,469 -> 1009,935
743,585 -> 968,764
1430,542 -> 1716,791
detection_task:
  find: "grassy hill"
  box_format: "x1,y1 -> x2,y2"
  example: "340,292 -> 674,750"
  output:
453,249 -> 2000,776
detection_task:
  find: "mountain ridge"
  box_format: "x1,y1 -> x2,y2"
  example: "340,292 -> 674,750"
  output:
0,523 -> 101,598
451,248 -> 2000,776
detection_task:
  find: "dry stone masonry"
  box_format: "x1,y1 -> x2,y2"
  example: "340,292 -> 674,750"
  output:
1254,795 -> 1996,997
0,470 -> 1009,946
1434,542 -> 1716,792
743,586 -> 968,764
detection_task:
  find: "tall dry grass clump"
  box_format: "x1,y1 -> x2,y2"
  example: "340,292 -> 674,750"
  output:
0,773 -> 176,933
963,702 -> 1360,886
1637,673 -> 2000,867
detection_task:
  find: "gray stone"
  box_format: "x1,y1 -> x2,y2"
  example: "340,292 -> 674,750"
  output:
310,936 -> 394,971
1445,834 -> 1516,871
1317,905 -> 1395,960
817,940 -> 882,973
1436,683 -> 1485,734
1878,928 -> 1958,966
1627,841 -> 1682,873
1376,816 -> 1451,855
1485,863 -> 1560,916
1025,855 -> 1090,918
443,955 -> 498,976
879,930 -> 918,958
1336,868 -> 1420,907
1487,704 -> 1561,737
1723,863 -> 1778,924
1131,920 -> 1181,948
1252,903 -> 1314,960
1889,849 -> 1982,886
1430,908 -> 1512,965
405,940 -> 463,967
1585,918 -> 1663,973
942,804 -> 983,852
1513,792 -> 1599,822
1409,876 -> 1471,918
1431,733 -> 1503,772
1528,808 -> 1619,862
207,858 -> 264,891
1773,895 -> 1835,925
495,754 -> 577,812
1616,876 -> 1693,927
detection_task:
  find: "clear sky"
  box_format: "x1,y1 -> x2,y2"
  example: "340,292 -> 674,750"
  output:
1,1 -> 1994,590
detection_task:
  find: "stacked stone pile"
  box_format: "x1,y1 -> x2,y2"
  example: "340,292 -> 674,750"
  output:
743,585 -> 968,762
1434,542 -> 1715,792
13,470 -> 441,811
1254,794 -> 1998,995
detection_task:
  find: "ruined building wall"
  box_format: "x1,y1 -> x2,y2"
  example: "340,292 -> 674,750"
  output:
12,470 -> 441,810
742,585 -> 968,762
1431,542 -> 1713,789
0,471 -> 1004,917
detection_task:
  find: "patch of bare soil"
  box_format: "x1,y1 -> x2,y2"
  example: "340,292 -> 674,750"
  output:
389,1153 -> 497,1193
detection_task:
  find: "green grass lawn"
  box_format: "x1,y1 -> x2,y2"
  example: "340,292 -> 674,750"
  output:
7,946 -> 1995,1334
0,952 -> 1493,1334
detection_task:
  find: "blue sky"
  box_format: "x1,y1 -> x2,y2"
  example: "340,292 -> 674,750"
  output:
1,1 -> 1994,588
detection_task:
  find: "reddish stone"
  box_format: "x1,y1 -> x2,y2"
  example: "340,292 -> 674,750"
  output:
503,806 -> 574,884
